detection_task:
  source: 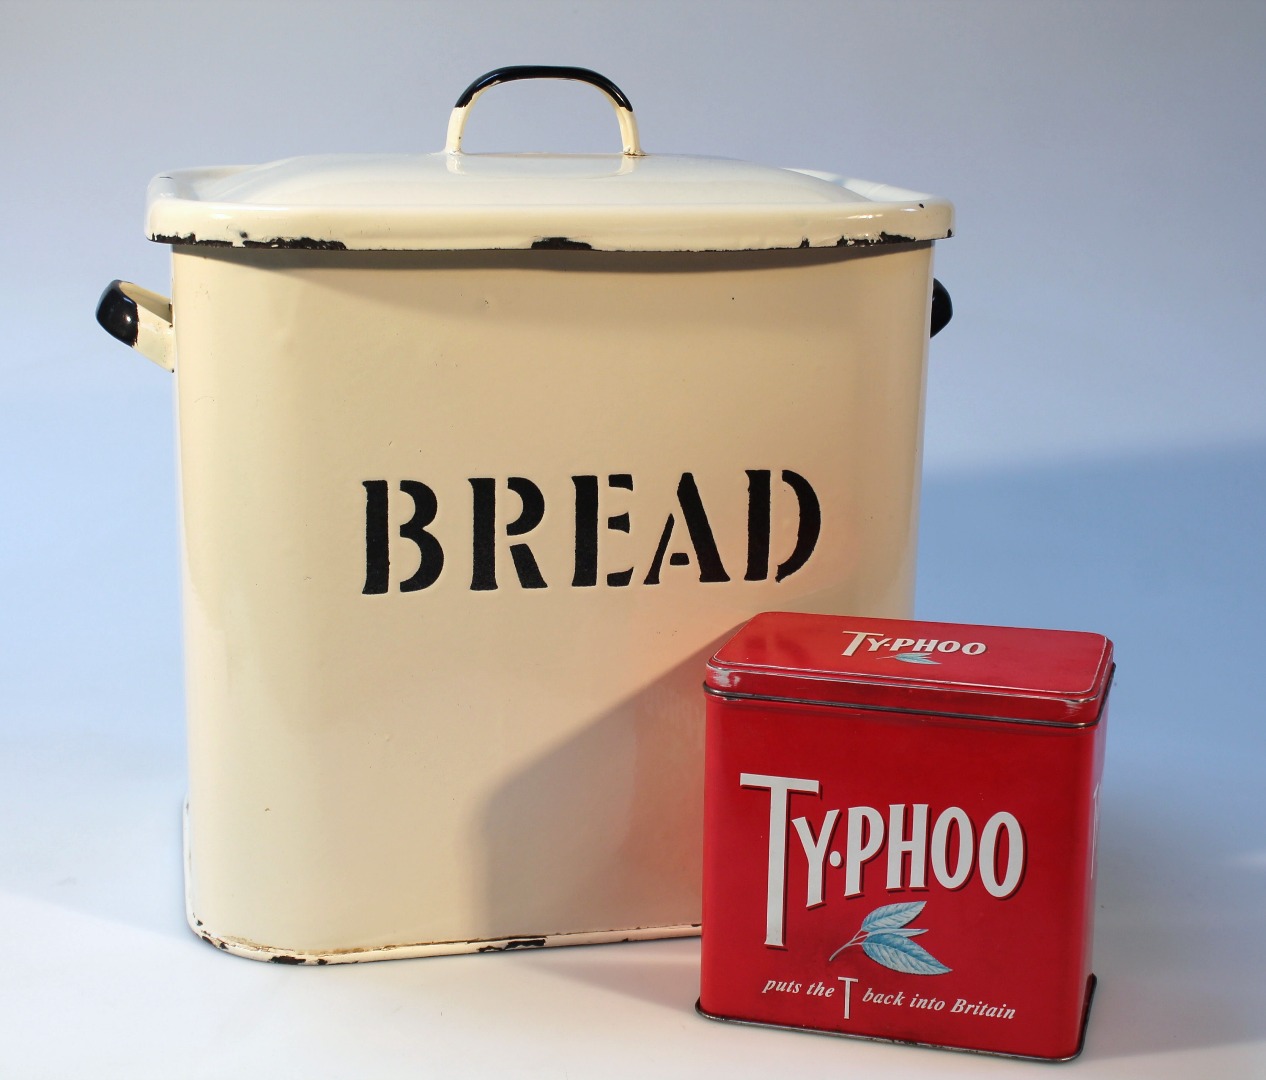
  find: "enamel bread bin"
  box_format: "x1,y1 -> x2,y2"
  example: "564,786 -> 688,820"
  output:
97,67 -> 953,963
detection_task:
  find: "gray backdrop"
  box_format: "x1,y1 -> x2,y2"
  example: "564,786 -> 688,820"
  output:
2,3 -> 1263,1077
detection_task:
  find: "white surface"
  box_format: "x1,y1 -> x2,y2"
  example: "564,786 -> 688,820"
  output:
2,2 -> 1264,1077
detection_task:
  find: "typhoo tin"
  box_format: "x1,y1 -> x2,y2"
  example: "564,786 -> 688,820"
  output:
699,612 -> 1113,1059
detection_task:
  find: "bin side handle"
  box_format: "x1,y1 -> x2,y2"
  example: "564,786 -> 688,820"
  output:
97,280 -> 174,372
930,279 -> 952,338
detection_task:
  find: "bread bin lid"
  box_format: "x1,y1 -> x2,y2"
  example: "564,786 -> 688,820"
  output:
145,66 -> 954,254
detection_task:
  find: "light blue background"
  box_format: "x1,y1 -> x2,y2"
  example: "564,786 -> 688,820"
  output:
2,2 -> 1263,1076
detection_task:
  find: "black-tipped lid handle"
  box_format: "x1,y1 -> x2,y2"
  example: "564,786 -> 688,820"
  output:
445,66 -> 642,156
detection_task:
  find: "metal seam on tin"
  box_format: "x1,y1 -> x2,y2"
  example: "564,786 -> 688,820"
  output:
701,668 -> 1114,730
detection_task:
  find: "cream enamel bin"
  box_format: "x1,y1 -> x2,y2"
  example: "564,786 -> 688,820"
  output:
97,67 -> 953,963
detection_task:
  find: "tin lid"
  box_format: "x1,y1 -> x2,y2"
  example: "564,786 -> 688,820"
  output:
706,612 -> 1114,727
145,66 -> 953,253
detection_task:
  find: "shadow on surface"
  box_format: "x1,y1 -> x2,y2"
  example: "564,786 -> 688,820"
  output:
534,938 -> 702,1014
918,443 -> 1266,1058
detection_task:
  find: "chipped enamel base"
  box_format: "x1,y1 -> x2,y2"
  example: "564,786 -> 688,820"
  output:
185,797 -> 698,965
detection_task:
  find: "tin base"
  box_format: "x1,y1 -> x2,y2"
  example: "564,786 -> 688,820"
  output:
694,975 -> 1096,1063
182,801 -> 700,964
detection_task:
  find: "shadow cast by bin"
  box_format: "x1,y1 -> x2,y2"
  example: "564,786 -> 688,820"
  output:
475,639 -> 727,948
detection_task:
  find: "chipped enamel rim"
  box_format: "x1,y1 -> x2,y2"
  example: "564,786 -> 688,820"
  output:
145,155 -> 953,253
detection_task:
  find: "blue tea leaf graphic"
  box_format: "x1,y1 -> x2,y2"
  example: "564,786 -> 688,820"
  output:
861,901 -> 926,932
893,652 -> 939,664
862,931 -> 951,975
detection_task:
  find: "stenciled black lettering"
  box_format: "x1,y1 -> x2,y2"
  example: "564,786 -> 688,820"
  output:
745,469 -> 771,581
505,477 -> 547,589
643,472 -> 730,585
470,478 -> 497,591
471,477 -> 547,591
606,474 -> 634,587
362,480 -> 390,594
398,480 -> 444,592
573,474 -> 635,587
775,470 -> 820,582
572,475 -> 599,587
367,467 -> 820,595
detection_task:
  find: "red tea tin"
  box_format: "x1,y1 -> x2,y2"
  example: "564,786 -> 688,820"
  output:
699,612 -> 1113,1060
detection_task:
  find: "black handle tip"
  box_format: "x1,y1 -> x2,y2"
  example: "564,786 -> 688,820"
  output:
930,279 -> 952,337
97,280 -> 139,347
454,65 -> 632,111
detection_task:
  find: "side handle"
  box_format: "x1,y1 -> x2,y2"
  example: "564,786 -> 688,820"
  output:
96,280 -> 174,372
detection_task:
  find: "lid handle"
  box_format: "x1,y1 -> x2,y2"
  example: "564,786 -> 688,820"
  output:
445,65 -> 643,157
